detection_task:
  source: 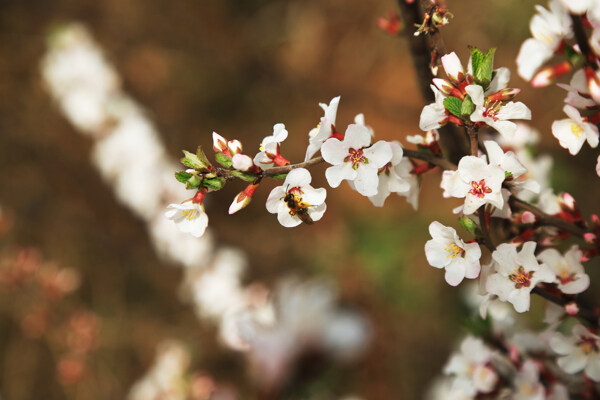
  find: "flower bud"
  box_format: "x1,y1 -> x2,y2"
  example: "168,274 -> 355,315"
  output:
486,88 -> 521,103
229,184 -> 259,214
212,132 -> 229,154
531,61 -> 571,88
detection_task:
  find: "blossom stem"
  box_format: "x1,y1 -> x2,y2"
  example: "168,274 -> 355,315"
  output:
478,207 -> 495,252
466,125 -> 478,156
261,156 -> 325,177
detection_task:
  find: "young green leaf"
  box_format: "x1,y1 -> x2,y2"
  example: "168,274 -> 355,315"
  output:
196,146 -> 212,168
175,171 -> 193,183
185,175 -> 202,189
459,216 -> 478,235
230,170 -> 256,182
475,48 -> 496,88
202,177 -> 225,190
182,150 -> 207,170
461,95 -> 476,116
215,152 -> 233,168
469,46 -> 484,77
443,96 -> 464,117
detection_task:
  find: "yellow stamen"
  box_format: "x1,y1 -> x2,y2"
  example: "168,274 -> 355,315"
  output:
444,243 -> 462,258
570,123 -> 583,139
181,209 -> 199,220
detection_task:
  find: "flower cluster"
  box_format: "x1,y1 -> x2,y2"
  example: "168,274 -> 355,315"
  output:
517,1 -> 600,173
420,49 -> 531,140
167,96 -> 420,237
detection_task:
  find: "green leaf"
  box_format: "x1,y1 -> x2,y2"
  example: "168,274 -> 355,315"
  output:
196,146 -> 212,168
215,152 -> 233,168
185,175 -> 202,189
459,216 -> 478,235
202,177 -> 225,190
460,95 -> 476,116
181,150 -> 207,170
270,173 -> 288,180
175,171 -> 193,183
565,46 -> 585,68
475,48 -> 496,88
443,96 -> 464,117
469,46 -> 484,77
230,170 -> 257,182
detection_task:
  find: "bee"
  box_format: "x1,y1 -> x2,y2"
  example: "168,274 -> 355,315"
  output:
283,192 -> 314,225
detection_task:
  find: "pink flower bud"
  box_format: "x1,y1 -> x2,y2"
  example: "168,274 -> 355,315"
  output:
228,184 -> 258,215
377,11 -> 402,35
486,88 -> 521,103
212,132 -> 229,154
531,61 -> 571,88
584,233 -> 597,243
565,302 -> 579,316
521,211 -> 536,224
585,67 -> 600,103
228,140 -> 243,155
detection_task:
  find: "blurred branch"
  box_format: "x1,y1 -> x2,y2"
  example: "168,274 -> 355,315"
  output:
395,0 -> 467,163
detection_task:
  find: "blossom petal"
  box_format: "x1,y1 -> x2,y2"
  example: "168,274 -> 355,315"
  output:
364,141 -> 393,168
325,164 -> 356,188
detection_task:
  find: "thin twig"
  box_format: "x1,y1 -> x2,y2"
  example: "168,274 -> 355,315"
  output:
261,157 -> 324,176
478,207 -> 495,252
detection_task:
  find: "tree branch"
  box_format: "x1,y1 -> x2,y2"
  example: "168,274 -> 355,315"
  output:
509,196 -> 588,238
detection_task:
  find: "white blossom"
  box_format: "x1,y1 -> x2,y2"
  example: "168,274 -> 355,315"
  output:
440,155 -> 505,215
486,242 -> 555,313
368,141 -> 417,208
425,222 -> 481,286
552,104 -> 599,155
512,360 -> 545,400
165,200 -> 209,238
466,85 -> 532,140
444,336 -> 498,396
550,324 -> 600,381
305,96 -> 340,161
419,85 -> 448,131
321,124 -> 392,197
266,168 -> 326,227
537,245 -> 590,294
516,0 -> 571,81
254,123 -> 289,169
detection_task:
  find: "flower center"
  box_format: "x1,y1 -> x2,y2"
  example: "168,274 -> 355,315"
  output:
444,243 -> 463,259
469,179 -> 492,198
570,123 -> 583,139
344,148 -> 368,170
578,337 -> 599,354
181,209 -> 199,220
509,266 -> 534,289
557,266 -> 576,285
482,101 -> 502,121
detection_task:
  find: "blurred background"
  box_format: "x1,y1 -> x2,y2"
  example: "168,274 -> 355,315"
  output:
0,0 -> 599,399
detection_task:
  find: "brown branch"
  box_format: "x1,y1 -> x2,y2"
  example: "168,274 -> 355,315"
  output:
532,286 -> 598,326
402,148 -> 457,170
395,0 -> 467,163
571,14 -> 598,69
509,196 -> 588,238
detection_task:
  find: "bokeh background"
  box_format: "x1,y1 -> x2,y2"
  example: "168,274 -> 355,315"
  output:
0,0 -> 599,399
